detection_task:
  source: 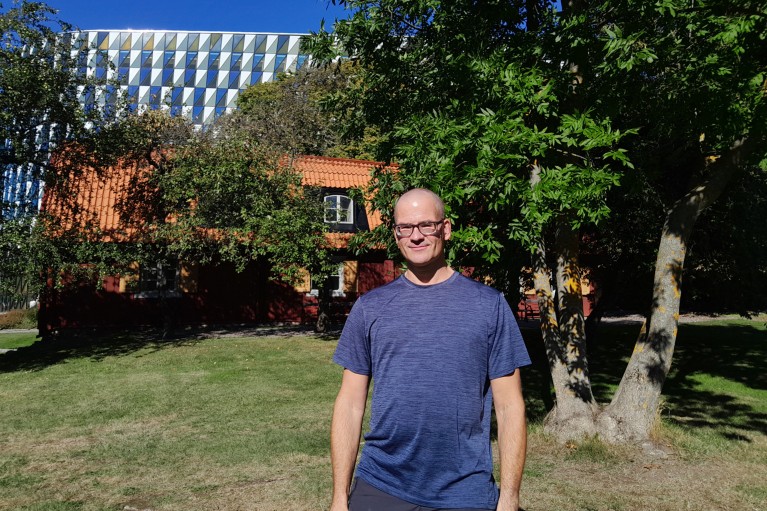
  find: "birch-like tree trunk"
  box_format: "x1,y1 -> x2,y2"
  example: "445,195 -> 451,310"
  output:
596,139 -> 747,443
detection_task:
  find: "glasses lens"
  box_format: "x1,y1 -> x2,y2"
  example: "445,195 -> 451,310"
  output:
396,225 -> 413,237
419,222 -> 438,235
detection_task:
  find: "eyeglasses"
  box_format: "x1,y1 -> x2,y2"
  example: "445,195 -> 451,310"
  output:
394,219 -> 445,238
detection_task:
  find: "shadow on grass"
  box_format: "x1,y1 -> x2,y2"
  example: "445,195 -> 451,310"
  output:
520,321 -> 767,437
663,322 -> 767,437
0,324 -> 336,373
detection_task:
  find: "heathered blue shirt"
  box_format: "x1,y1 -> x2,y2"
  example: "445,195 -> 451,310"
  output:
333,272 -> 531,509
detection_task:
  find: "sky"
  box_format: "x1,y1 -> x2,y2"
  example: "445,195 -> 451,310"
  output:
48,0 -> 351,34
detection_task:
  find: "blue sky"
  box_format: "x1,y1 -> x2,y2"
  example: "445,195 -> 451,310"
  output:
48,0 -> 350,34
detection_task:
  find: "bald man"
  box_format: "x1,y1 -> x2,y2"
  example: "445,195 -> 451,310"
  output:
330,188 -> 530,511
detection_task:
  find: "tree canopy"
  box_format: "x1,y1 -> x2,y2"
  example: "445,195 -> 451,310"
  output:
306,0 -> 767,442
0,0 -> 118,304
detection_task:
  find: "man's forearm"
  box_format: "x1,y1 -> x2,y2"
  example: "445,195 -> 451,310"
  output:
496,402 -> 526,510
330,370 -> 369,510
492,373 -> 527,511
330,398 -> 364,507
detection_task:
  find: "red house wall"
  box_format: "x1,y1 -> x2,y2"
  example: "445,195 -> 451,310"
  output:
38,258 -> 400,333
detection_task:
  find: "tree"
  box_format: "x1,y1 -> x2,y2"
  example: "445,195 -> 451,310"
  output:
229,68 -> 340,157
579,0 -> 767,442
41,107 -> 336,335
0,1 -> 116,304
230,62 -> 380,160
161,110 -> 337,332
306,0 -> 767,443
225,64 -> 384,330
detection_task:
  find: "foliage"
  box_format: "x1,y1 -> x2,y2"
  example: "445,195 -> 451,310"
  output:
230,62 -> 379,160
0,1 -> 123,303
0,1 -> 100,174
230,68 -> 339,157
39,106 -> 335,290
158,126 -> 334,282
0,306 -> 35,330
307,0 -> 767,441
306,0 -> 634,283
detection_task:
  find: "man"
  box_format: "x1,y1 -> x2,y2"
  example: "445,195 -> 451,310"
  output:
330,188 -> 531,511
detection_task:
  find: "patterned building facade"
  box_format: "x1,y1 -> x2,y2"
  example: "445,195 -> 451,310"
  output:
2,30 -> 310,218
69,30 -> 310,126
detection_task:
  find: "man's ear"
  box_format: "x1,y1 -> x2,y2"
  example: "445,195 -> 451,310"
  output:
443,218 -> 452,241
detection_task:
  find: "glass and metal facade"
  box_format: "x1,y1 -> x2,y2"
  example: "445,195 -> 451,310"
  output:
70,30 -> 310,126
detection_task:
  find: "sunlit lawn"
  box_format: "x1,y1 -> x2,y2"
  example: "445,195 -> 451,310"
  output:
0,319 -> 765,510
0,331 -> 38,350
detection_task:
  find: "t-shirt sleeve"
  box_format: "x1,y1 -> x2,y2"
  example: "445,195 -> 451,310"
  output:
333,299 -> 372,375
488,292 -> 532,380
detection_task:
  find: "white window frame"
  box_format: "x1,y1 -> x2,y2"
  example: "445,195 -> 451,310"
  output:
308,263 -> 345,298
324,194 -> 354,224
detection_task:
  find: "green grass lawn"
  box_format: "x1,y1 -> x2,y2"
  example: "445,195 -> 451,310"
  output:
0,332 -> 39,350
0,319 -> 765,511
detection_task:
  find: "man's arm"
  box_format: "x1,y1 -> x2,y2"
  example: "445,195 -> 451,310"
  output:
491,370 -> 527,511
330,369 -> 370,511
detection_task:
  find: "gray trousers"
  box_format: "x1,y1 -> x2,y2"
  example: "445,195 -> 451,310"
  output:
348,477 -> 495,511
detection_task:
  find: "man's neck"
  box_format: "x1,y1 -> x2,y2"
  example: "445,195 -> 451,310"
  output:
404,263 -> 454,286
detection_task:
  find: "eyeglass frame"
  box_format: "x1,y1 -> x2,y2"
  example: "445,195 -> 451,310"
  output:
393,219 -> 447,238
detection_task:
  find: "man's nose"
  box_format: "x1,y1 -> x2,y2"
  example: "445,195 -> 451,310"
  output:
409,227 -> 425,241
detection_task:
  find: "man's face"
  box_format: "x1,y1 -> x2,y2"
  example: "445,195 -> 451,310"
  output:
393,192 -> 451,270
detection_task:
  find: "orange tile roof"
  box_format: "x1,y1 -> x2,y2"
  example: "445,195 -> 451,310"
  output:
43,152 -> 151,241
292,155 -> 388,188
44,151 -> 395,243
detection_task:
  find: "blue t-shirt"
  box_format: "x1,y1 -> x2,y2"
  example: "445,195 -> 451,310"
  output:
333,272 -> 531,509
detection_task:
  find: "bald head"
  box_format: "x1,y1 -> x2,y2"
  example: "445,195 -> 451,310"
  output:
394,188 -> 445,223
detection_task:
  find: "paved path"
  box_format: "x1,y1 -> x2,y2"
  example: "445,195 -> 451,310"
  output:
0,329 -> 37,334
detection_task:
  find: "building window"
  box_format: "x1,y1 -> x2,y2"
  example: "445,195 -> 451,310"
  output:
324,195 -> 353,224
231,52 -> 242,71
186,51 -> 198,68
208,51 -> 220,70
163,50 -> 175,69
310,263 -> 345,297
137,260 -> 180,298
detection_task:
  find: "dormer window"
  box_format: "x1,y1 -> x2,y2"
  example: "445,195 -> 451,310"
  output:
324,194 -> 353,224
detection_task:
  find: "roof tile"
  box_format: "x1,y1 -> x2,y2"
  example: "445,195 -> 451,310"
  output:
44,152 -> 395,242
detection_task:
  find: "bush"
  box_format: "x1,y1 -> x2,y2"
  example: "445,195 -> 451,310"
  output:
0,307 -> 37,330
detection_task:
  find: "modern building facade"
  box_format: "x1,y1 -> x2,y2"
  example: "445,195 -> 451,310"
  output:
69,29 -> 310,126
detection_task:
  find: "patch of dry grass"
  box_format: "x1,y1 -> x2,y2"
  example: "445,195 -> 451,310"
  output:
521,430 -> 766,511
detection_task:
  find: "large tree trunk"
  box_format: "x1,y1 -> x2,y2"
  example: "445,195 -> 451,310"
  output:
315,284 -> 332,333
531,167 -> 598,440
596,139 -> 747,443
554,222 -> 594,406
535,233 -> 599,441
